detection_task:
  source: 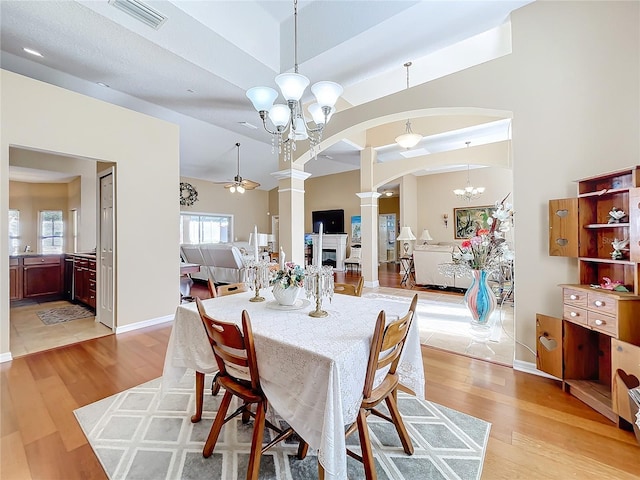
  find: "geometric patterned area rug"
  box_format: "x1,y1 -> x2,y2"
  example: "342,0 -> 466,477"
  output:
37,304 -> 95,325
74,373 -> 491,480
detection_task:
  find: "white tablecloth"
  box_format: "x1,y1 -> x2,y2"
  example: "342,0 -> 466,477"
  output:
162,290 -> 425,480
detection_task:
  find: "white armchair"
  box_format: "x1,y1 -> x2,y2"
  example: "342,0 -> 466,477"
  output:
344,245 -> 362,273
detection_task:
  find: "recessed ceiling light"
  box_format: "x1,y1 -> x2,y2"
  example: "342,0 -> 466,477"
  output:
23,47 -> 42,57
384,191 -> 393,197
238,121 -> 257,130
320,154 -> 333,160
187,88 -> 195,93
97,82 -> 110,88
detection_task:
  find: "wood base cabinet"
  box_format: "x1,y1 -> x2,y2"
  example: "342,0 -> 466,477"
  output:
73,255 -> 96,309
537,285 -> 640,426
9,255 -> 64,301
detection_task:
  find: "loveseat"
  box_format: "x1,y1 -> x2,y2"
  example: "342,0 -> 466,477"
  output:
412,244 -> 471,290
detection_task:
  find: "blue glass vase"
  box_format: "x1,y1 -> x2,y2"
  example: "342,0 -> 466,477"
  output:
464,269 -> 497,341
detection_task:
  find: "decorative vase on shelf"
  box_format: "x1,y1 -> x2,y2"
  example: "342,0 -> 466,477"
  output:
464,269 -> 497,342
272,283 -> 301,306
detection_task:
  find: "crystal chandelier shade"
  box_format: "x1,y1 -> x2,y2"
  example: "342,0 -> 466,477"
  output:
245,0 -> 343,161
453,142 -> 485,201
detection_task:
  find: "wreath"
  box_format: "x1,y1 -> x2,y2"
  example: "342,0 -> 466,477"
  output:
179,182 -> 198,206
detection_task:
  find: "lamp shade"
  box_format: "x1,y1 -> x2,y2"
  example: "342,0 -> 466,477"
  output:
395,132 -> 422,149
397,226 -> 416,241
420,229 -> 433,241
289,115 -> 309,140
257,233 -> 269,247
246,87 -> 278,112
308,103 -> 335,125
311,81 -> 343,108
268,104 -> 290,128
275,72 -> 310,101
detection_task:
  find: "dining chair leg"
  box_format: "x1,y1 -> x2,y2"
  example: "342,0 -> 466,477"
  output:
211,373 -> 220,396
191,371 -> 205,423
297,439 -> 309,459
318,461 -> 325,480
356,408 -> 377,480
246,400 -> 267,480
384,394 -> 414,455
203,390 -> 233,458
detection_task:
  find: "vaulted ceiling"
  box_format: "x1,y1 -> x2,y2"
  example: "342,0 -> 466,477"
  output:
1,0 -> 531,190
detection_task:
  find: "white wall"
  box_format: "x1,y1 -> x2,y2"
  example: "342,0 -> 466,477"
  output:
1,70 -> 180,358
298,1 -> 639,363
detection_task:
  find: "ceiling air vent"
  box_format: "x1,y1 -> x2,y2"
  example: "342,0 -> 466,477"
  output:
108,0 -> 167,30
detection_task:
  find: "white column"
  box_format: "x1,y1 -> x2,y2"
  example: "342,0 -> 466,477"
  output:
356,192 -> 381,288
271,167 -> 312,267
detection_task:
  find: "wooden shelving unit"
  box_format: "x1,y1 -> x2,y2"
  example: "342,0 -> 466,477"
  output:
542,166 -> 640,428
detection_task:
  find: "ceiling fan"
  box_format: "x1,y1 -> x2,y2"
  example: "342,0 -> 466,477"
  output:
223,142 -> 260,193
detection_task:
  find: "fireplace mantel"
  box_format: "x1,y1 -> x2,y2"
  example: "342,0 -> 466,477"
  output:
309,234 -> 348,271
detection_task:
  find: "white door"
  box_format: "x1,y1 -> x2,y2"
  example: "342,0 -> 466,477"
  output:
99,171 -> 115,329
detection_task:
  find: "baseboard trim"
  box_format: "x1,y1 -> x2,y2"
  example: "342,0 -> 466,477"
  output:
115,314 -> 174,334
0,351 -> 13,363
364,280 -> 380,288
513,359 -> 560,380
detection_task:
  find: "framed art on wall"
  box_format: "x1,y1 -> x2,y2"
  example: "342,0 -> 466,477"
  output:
453,205 -> 496,239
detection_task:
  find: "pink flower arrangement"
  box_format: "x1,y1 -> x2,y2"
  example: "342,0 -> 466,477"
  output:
453,195 -> 514,271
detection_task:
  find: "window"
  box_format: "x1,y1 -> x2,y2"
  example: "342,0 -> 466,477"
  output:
70,209 -> 78,253
180,214 -> 232,244
39,210 -> 64,254
9,209 -> 19,254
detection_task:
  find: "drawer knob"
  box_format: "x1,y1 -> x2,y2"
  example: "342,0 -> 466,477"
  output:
570,311 -> 579,317
595,319 -> 606,326
593,300 -> 605,307
41,258 -> 45,262
570,294 -> 578,300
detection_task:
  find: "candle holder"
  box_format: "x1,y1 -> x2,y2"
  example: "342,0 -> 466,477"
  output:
304,265 -> 334,317
245,259 -> 271,302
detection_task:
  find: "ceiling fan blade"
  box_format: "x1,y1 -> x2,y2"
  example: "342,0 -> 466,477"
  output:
241,179 -> 260,189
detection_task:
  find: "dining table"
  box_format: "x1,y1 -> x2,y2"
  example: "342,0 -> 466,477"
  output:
162,289 -> 425,480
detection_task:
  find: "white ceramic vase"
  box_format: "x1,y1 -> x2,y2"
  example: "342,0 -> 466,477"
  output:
272,283 -> 300,306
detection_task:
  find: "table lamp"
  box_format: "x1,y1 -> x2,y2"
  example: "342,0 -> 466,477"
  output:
420,229 -> 433,245
397,226 -> 416,256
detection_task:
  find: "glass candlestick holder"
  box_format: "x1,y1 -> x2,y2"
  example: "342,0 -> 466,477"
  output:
304,265 -> 334,317
245,259 -> 271,302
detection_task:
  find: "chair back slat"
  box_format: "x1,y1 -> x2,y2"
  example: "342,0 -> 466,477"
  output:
195,298 -> 259,388
217,282 -> 248,296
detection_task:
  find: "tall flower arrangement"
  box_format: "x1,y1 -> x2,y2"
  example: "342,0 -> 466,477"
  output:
270,262 -> 305,289
453,194 -> 514,272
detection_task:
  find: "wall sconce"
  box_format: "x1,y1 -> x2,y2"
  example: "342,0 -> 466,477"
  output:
443,213 -> 449,228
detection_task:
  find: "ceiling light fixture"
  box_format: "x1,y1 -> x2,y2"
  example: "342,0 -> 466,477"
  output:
246,0 -> 343,161
395,62 -> 422,149
453,141 -> 485,201
384,190 -> 393,197
225,142 -> 260,194
23,47 -> 43,57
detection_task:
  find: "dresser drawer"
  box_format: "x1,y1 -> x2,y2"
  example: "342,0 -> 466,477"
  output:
563,304 -> 588,326
587,292 -> 617,317
587,311 -> 618,337
563,288 -> 588,308
23,256 -> 60,265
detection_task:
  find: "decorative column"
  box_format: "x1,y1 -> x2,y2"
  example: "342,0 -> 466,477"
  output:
271,167 -> 312,267
356,192 -> 381,287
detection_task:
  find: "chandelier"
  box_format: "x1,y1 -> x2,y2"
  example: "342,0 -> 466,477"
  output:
453,142 -> 485,201
395,61 -> 422,149
245,0 -> 343,161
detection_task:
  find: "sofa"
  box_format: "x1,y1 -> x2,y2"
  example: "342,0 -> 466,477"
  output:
412,244 -> 471,290
180,243 -> 248,285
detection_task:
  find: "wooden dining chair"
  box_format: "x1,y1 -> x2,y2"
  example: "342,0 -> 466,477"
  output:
345,293 -> 418,480
334,276 -> 364,297
216,282 -> 248,296
207,278 -> 218,298
194,298 -> 308,480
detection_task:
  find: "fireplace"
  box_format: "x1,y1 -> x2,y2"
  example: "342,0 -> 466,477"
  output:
309,234 -> 348,271
322,249 -> 337,268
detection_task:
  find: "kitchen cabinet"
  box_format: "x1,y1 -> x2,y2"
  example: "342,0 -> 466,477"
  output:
73,255 -> 96,309
9,257 -> 21,300
9,255 -> 64,301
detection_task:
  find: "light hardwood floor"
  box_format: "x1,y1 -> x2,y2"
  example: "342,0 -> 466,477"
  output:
1,322 -> 638,479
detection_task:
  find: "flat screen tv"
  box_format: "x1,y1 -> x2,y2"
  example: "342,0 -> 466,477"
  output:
312,209 -> 344,234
